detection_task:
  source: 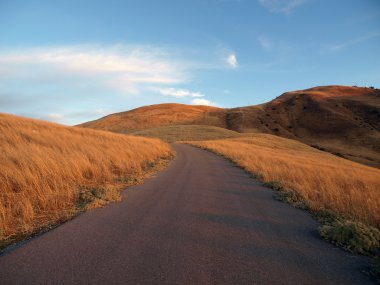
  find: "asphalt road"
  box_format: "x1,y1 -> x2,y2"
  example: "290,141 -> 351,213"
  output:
0,144 -> 375,284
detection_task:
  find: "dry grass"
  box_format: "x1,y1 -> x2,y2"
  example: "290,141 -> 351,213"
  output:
131,125 -> 242,142
0,113 -> 173,246
185,134 -> 380,228
79,103 -> 227,132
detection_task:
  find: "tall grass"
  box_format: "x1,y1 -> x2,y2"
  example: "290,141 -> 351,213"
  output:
0,113 -> 173,244
186,134 -> 380,228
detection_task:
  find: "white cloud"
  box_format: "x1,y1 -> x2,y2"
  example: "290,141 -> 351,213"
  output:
52,109 -> 112,125
258,0 -> 309,14
0,44 -> 230,124
226,53 -> 238,69
150,87 -> 205,98
93,108 -> 109,116
150,86 -> 216,106
257,36 -> 273,51
191,98 -> 216,106
45,113 -> 64,123
0,45 -> 186,96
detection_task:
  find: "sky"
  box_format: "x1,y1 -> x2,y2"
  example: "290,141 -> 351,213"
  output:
0,0 -> 379,125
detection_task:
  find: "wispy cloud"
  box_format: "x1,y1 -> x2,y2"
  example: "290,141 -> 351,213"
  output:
0,45 -> 186,95
214,45 -> 239,69
150,86 -> 217,106
150,87 -> 204,98
40,108 -> 110,124
258,0 -> 309,14
226,53 -> 238,69
324,32 -> 380,52
0,44 -> 232,124
215,0 -> 244,2
257,36 -> 273,51
191,98 -> 216,106
45,113 -> 65,123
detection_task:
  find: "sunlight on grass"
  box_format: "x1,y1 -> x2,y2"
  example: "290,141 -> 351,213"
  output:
0,113 -> 173,246
185,134 -> 380,228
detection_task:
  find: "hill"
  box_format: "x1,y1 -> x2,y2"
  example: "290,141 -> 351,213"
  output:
79,103 -> 227,132
0,113 -> 172,248
229,86 -> 380,167
80,86 -> 380,167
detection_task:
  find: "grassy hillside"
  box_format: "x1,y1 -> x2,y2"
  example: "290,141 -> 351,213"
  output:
185,135 -> 380,230
80,86 -> 380,168
0,113 -> 173,248
79,103 -> 227,132
131,125 -> 242,142
228,86 -> 380,167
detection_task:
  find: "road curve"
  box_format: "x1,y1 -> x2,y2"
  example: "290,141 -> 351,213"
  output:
0,144 -> 374,284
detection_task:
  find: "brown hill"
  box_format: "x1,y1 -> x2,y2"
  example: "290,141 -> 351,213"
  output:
79,103 -> 227,132
228,86 -> 380,167
79,86 -> 380,167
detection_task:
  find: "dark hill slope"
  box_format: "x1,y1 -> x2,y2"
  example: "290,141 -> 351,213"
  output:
228,86 -> 380,167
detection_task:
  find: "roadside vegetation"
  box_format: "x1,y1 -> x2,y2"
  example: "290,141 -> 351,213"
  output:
184,134 -> 380,257
0,113 -> 173,250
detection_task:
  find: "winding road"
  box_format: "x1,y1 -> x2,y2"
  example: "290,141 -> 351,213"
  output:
0,144 -> 374,284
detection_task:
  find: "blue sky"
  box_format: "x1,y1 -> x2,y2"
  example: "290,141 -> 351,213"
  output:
1,0 -> 379,125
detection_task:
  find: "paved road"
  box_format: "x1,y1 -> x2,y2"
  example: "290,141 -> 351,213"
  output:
0,144 -> 374,284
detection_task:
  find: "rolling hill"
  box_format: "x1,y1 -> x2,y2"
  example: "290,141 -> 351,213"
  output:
79,85 -> 380,167
228,85 -> 380,167
79,104 -> 227,132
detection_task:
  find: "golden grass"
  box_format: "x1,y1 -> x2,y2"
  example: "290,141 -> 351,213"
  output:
131,124 -> 242,142
79,103 -> 226,132
185,134 -> 380,228
0,113 -> 173,245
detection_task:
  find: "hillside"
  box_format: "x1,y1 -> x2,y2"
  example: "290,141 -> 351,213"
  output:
229,86 -> 380,167
0,113 -> 172,248
80,86 -> 380,167
79,104 -> 227,132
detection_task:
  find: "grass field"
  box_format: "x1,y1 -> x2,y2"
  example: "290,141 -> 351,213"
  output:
131,125 -> 242,142
0,113 -> 173,248
185,135 -> 380,229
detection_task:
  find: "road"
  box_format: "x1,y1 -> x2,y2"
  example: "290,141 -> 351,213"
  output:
0,144 -> 374,284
